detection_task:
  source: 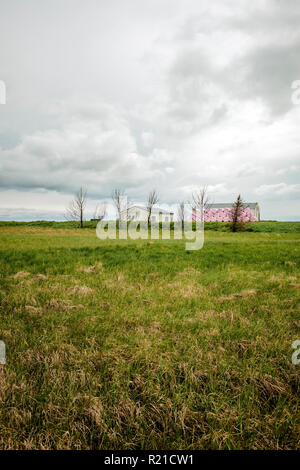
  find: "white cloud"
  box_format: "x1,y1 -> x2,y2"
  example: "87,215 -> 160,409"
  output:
141,131 -> 154,148
0,103 -> 156,196
165,167 -> 175,173
255,183 -> 300,196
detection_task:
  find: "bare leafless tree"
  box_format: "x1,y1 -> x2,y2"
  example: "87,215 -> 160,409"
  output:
111,188 -> 124,220
191,186 -> 210,223
65,187 -> 87,228
92,201 -> 107,221
177,201 -> 186,230
111,188 -> 132,223
146,189 -> 159,224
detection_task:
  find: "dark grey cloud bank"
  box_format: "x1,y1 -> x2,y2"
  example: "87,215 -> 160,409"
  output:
0,0 -> 300,220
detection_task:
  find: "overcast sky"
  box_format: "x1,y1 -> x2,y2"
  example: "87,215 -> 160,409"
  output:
0,0 -> 300,220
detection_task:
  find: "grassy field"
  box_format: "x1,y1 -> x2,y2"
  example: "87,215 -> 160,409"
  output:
1,220 -> 300,233
0,225 -> 299,449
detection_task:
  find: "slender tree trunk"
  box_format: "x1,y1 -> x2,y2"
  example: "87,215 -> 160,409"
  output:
146,189 -> 159,226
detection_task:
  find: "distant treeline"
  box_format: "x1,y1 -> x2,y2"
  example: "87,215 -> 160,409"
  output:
0,220 -> 300,233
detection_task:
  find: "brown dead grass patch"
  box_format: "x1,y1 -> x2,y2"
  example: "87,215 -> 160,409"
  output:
34,274 -> 47,280
78,263 -> 103,274
47,299 -> 83,311
252,374 -> 288,403
268,275 -> 284,282
103,275 -> 135,293
164,280 -> 206,299
269,274 -> 297,283
117,273 -> 124,282
218,289 -> 257,301
103,279 -> 117,289
206,327 -> 219,336
176,268 -> 202,277
219,309 -> 235,323
13,271 -> 31,279
68,285 -> 94,296
180,285 -> 198,299
25,305 -> 43,314
86,399 -> 107,428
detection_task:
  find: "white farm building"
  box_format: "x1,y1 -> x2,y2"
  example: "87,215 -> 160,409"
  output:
120,205 -> 174,222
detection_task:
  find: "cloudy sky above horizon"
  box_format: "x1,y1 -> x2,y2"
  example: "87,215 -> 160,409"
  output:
0,0 -> 300,220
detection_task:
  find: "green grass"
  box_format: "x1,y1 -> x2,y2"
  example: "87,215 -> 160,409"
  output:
0,220 -> 300,233
0,226 -> 299,449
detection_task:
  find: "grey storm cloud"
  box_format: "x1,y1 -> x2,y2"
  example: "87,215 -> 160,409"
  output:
236,43 -> 300,115
0,103 -> 157,196
164,0 -> 300,121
